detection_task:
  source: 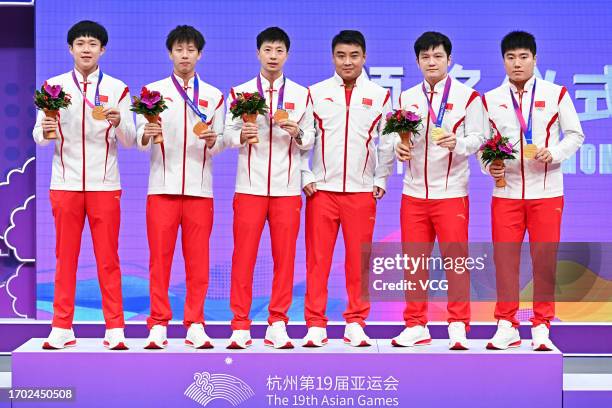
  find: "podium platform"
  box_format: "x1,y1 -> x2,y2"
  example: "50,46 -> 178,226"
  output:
10,338 -> 563,408
563,373 -> 612,407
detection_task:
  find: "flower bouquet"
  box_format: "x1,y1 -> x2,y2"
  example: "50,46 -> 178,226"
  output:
479,132 -> 517,188
382,109 -> 422,148
229,92 -> 268,144
131,87 -> 168,144
34,82 -> 72,140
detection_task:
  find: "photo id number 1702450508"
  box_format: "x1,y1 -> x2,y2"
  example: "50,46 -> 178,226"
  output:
2,388 -> 75,401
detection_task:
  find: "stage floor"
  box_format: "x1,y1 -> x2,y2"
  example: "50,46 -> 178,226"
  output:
8,338 -> 565,407
12,337 -> 561,353
2,339 -> 611,407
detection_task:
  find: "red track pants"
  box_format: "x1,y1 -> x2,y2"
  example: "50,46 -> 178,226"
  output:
400,195 -> 471,328
492,196 -> 563,328
304,191 -> 376,328
49,190 -> 124,329
146,194 -> 213,329
230,193 -> 302,330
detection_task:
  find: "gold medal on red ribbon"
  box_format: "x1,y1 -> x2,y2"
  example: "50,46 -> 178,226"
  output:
92,105 -> 106,120
523,143 -> 538,159
273,109 -> 289,122
193,121 -> 208,135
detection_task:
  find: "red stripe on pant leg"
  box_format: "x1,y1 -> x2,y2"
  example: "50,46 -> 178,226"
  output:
338,192 -> 377,327
181,196 -> 214,328
304,191 -> 341,328
492,197 -> 527,328
267,195 -> 302,325
400,195 -> 435,327
526,197 -> 563,328
85,190 -> 125,328
230,193 -> 268,330
49,190 -> 86,329
431,197 -> 471,328
146,195 -> 181,329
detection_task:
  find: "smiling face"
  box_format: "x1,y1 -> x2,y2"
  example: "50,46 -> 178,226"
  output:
169,40 -> 202,77
257,41 -> 288,78
333,43 -> 366,83
69,36 -> 105,75
504,48 -> 536,84
417,44 -> 451,85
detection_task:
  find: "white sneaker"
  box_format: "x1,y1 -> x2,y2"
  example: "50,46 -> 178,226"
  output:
487,320 -> 521,350
302,327 -> 328,347
264,321 -> 294,349
103,328 -> 128,350
144,325 -> 168,349
531,324 -> 555,351
42,327 -> 76,350
227,329 -> 252,349
391,325 -> 431,347
343,322 -> 371,347
448,322 -> 469,350
185,323 -> 213,349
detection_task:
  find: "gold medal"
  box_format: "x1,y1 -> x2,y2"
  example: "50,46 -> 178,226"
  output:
193,121 -> 208,135
523,143 -> 538,159
431,126 -> 445,141
92,105 -> 106,120
273,109 -> 289,122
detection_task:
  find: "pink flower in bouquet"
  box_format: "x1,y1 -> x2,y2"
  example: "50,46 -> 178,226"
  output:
140,87 -> 161,109
405,111 -> 420,122
386,111 -> 394,121
230,99 -> 238,109
500,143 -> 513,154
43,81 -> 62,98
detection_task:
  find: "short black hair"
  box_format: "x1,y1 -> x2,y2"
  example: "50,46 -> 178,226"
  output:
67,20 -> 108,47
332,30 -> 366,53
414,31 -> 452,58
501,31 -> 537,56
166,25 -> 205,52
257,27 -> 290,51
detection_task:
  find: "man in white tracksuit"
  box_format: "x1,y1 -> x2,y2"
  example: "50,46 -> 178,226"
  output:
301,30 -> 396,347
33,20 -> 136,350
483,31 -> 584,351
136,25 -> 225,349
224,27 -> 315,350
393,32 -> 487,350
